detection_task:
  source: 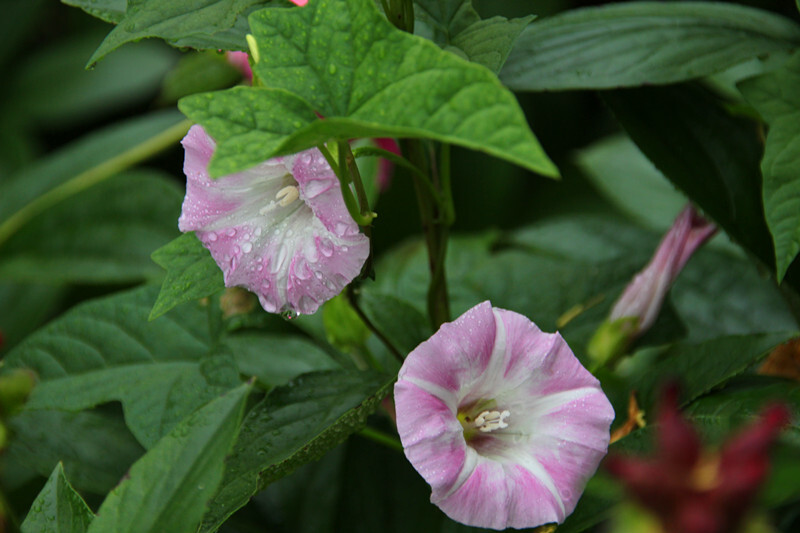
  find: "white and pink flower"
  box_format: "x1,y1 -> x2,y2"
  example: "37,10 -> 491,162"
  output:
178,125 -> 369,316
609,205 -> 717,336
394,301 -> 614,530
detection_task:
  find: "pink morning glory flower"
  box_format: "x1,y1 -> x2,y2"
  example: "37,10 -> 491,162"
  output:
609,205 -> 717,336
394,301 -> 615,530
178,125 -> 369,316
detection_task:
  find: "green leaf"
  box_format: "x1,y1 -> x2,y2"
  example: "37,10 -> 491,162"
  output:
87,0 -> 276,66
501,2 -> 800,91
158,51 -> 243,104
739,53 -> 800,280
414,0 -> 532,73
322,294 -> 371,354
198,370 -> 393,532
7,408 -> 145,495
4,286 -> 241,449
21,463 -> 94,533
222,333 -> 340,388
0,109 -> 187,248
635,332 -> 798,411
603,84 -> 774,269
0,171 -> 182,284
358,291 -> 431,356
180,0 -> 557,178
62,0 -> 126,24
576,135 -> 688,231
10,32 -> 177,127
0,283 -> 67,355
150,233 -> 225,320
87,384 -> 250,533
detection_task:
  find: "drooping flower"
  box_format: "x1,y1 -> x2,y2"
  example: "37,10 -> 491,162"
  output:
178,125 -> 369,316
394,302 -> 615,530
606,386 -> 790,533
588,205 -> 716,365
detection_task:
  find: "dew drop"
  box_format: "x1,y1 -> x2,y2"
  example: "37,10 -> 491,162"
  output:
281,309 -> 300,320
242,242 -> 253,253
319,239 -> 334,257
207,231 -> 218,242
227,228 -> 237,237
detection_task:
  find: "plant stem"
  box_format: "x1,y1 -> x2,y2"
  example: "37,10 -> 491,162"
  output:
404,140 -> 452,330
347,286 -> 404,364
318,143 -> 375,227
0,119 -> 192,248
358,426 -> 403,452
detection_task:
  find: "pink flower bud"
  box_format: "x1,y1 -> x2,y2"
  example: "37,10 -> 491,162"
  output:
610,205 -> 716,337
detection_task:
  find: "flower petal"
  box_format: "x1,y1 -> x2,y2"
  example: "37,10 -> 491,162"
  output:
178,125 -> 368,315
397,301 -> 498,395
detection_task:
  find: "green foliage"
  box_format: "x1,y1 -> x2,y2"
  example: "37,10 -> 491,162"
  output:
86,0 -> 277,66
150,233 -> 225,320
21,463 -> 94,533
223,332 -> 341,388
179,0 -> 557,178
86,384 -> 250,533
358,291 -> 431,356
4,286 -> 240,449
414,0 -> 533,73
158,51 -> 243,104
603,84 -> 774,269
62,0 -> 126,24
634,332 -> 798,411
198,370 -> 393,532
576,135 -> 687,231
502,2 -> 800,91
739,53 -> 800,280
10,33 -> 177,127
7,408 -> 145,495
0,171 -> 182,284
0,109 -> 184,232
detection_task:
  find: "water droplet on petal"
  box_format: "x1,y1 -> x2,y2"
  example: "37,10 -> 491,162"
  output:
227,228 -> 237,237
207,231 -> 218,242
242,242 -> 253,253
281,309 -> 299,320
319,239 -> 334,257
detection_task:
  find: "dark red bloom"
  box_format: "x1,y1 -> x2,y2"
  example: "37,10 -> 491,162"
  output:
606,387 -> 790,533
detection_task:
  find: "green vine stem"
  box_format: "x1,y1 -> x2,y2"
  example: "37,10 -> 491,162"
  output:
0,119 -> 193,248
358,426 -> 403,452
404,139 -> 453,330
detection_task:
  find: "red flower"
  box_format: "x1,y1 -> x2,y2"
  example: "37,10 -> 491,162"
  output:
606,387 -> 790,533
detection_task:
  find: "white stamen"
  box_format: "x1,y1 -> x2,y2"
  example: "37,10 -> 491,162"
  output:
474,410 -> 510,433
275,185 -> 300,207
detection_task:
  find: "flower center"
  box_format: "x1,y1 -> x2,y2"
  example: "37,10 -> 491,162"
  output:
458,399 -> 510,440
275,185 -> 300,207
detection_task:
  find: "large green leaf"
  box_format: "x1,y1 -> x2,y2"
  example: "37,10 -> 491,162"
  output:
87,384 -> 250,533
0,171 -> 182,284
501,2 -> 800,91
634,332 -> 798,411
0,109 -> 187,248
7,408 -> 145,495
150,233 -> 225,320
62,0 -> 126,24
21,463 -> 94,533
179,0 -> 557,178
199,370 -> 393,532
414,0 -> 532,73
222,332 -> 340,388
4,286 -> 241,449
739,53 -> 800,280
10,32 -> 177,127
576,135 -> 688,231
87,0 -> 278,66
603,84 -> 774,269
